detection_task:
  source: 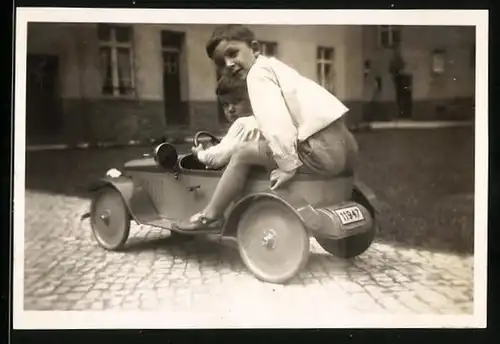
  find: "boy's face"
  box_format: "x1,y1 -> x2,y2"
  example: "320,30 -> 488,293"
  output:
212,40 -> 259,80
219,94 -> 253,122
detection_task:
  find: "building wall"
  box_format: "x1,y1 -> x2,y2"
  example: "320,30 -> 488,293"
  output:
25,23 -> 475,144
362,25 -> 475,121
27,23 -> 364,143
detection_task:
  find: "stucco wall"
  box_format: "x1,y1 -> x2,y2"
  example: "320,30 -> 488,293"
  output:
27,23 -> 83,98
25,23 -> 475,144
362,25 -> 475,101
28,23 -> 356,102
361,25 -> 475,121
400,26 -> 475,101
27,23 -> 475,104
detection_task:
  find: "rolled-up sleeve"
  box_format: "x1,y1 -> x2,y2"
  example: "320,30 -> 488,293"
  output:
246,67 -> 303,172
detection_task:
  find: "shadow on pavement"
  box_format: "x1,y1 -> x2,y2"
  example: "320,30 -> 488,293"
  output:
109,230 -> 364,285
123,234 -> 201,252
25,127 -> 475,255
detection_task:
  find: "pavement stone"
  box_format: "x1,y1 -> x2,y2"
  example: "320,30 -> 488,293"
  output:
22,190 -> 475,316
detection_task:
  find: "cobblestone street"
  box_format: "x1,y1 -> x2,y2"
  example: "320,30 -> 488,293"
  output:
23,190 -> 474,315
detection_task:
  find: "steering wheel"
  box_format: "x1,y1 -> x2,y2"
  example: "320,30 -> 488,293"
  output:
194,131 -> 221,149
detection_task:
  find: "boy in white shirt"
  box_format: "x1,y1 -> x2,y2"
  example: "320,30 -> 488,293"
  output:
194,75 -> 260,169
175,24 -> 358,231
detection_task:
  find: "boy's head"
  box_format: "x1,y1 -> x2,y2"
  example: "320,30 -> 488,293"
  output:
216,75 -> 253,122
206,24 -> 261,80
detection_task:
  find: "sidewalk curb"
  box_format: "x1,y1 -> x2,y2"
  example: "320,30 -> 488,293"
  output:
25,121 -> 474,152
368,120 -> 474,130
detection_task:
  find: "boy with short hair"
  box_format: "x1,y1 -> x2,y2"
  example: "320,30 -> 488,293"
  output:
175,24 -> 358,231
194,74 -> 260,169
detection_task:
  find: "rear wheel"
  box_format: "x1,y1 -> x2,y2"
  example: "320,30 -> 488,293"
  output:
90,187 -> 131,250
315,187 -> 377,258
237,198 -> 310,284
316,228 -> 376,259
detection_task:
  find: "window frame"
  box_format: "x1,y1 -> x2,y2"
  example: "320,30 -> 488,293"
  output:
98,24 -> 136,98
378,25 -> 401,49
259,41 -> 278,57
316,46 -> 335,93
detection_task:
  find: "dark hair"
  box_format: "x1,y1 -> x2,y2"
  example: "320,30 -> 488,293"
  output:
216,75 -> 248,98
206,24 -> 256,59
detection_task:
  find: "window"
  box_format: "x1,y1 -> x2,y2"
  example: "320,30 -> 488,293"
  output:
98,24 -> 135,97
379,25 -> 401,48
432,49 -> 446,75
316,46 -> 335,93
259,41 -> 278,57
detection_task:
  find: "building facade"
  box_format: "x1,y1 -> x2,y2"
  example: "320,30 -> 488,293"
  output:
25,23 -> 475,145
362,25 -> 475,122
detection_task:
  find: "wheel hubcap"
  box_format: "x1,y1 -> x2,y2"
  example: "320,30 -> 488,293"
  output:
237,199 -> 310,283
261,229 -> 277,250
100,210 -> 111,225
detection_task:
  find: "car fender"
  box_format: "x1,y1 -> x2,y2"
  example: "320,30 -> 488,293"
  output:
87,176 -> 160,224
222,190 -> 322,237
352,180 -> 381,216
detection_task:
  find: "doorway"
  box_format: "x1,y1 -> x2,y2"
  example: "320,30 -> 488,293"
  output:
26,54 -> 62,141
161,30 -> 187,126
394,73 -> 413,119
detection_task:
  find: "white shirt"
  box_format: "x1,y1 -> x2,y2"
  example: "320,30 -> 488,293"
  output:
197,116 -> 260,168
246,55 -> 349,172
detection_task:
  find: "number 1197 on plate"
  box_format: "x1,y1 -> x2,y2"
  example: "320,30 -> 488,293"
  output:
334,206 -> 365,225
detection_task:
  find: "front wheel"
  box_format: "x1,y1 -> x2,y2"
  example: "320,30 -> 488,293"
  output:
236,198 -> 310,284
90,186 -> 131,251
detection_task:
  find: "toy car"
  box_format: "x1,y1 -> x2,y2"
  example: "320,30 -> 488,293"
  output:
86,131 -> 381,284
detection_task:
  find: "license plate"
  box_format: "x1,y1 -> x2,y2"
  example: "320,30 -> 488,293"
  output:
334,206 -> 364,225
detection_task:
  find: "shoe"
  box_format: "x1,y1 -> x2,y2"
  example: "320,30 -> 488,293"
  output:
173,212 -> 224,231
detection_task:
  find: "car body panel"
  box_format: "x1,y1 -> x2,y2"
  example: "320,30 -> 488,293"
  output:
89,143 -> 379,240
88,175 -> 161,224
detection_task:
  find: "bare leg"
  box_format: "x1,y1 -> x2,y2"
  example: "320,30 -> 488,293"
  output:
202,142 -> 275,219
174,141 -> 275,231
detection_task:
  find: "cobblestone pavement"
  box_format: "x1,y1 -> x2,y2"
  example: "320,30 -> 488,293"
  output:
23,191 -> 474,315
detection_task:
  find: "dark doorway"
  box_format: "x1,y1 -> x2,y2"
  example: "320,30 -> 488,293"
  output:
161,30 -> 187,126
394,73 -> 413,119
26,54 -> 62,141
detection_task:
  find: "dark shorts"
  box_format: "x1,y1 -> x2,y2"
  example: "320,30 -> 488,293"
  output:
298,117 -> 359,176
257,117 -> 359,176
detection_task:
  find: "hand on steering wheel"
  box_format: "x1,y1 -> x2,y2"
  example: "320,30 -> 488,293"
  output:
193,131 -> 221,150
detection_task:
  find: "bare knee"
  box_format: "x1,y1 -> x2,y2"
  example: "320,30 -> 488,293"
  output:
230,142 -> 259,163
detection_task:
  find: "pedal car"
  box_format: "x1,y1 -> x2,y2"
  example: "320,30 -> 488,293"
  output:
86,131 -> 381,284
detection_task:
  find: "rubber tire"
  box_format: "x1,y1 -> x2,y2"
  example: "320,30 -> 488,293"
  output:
90,186 -> 131,251
316,225 -> 376,259
316,186 -> 378,259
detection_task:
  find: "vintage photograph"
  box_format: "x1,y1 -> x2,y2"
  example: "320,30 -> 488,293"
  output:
13,9 -> 488,328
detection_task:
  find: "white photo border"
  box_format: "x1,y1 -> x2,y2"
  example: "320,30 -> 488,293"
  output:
13,8 -> 489,329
